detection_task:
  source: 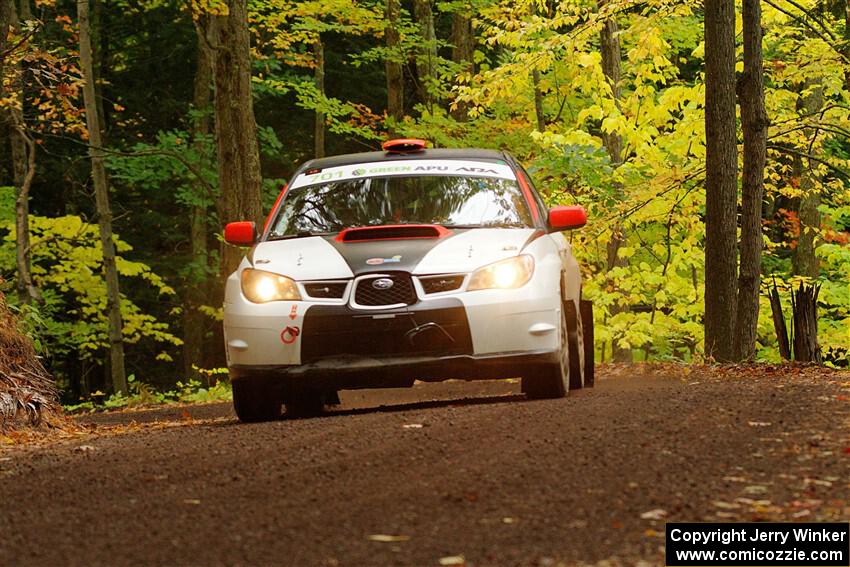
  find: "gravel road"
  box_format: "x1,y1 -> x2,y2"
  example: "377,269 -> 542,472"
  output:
1,366 -> 848,567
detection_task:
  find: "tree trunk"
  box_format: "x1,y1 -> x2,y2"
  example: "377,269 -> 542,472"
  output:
768,279 -> 790,360
18,0 -> 31,21
599,4 -> 631,363
183,16 -> 214,381
4,0 -> 39,304
529,3 -> 545,132
703,0 -> 739,362
450,10 -> 473,120
79,0 -> 127,395
413,0 -> 437,109
844,0 -> 850,91
213,0 -> 263,278
314,39 -> 325,159
13,126 -> 38,304
532,69 -> 545,132
734,0 -> 768,361
385,0 -> 403,128
791,81 -> 822,278
791,283 -> 821,363
91,0 -> 107,137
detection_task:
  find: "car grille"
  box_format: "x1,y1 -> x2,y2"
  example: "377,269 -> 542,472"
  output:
300,303 -> 473,362
419,274 -> 465,294
354,274 -> 416,307
303,281 -> 348,299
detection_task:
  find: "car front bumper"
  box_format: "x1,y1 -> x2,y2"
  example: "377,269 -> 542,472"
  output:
223,265 -> 563,386
229,349 -> 559,390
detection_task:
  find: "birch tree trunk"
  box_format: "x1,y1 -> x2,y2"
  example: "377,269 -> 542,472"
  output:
703,0 -> 739,362
213,0 -> 263,277
734,0 -> 768,361
79,0 -> 127,395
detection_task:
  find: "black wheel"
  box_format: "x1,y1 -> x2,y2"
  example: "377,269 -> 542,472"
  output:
284,391 -> 327,418
232,377 -> 281,423
564,299 -> 584,390
580,299 -> 595,387
523,303 -> 569,399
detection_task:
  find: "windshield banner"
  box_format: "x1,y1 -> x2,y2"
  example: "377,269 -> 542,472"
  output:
290,160 -> 517,189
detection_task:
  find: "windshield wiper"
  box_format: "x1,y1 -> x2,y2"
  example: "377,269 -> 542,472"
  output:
267,230 -> 333,241
443,222 -> 528,229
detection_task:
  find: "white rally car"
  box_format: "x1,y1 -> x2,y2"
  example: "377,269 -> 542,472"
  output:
223,139 -> 593,422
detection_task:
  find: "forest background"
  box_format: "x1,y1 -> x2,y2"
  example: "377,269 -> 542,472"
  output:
0,0 -> 848,404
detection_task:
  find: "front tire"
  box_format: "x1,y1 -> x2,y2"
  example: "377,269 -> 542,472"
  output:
232,377 -> 281,423
523,303 -> 569,399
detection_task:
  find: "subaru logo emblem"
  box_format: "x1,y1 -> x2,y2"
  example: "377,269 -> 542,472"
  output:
372,278 -> 394,290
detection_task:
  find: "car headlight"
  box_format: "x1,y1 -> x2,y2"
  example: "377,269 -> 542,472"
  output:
241,268 -> 301,303
467,255 -> 534,291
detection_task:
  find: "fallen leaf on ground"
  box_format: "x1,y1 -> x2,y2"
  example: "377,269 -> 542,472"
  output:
367,534 -> 410,542
640,508 -> 667,520
439,556 -> 465,566
402,424 -> 423,429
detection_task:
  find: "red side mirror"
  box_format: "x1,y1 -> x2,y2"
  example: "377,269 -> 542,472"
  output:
224,221 -> 257,246
548,206 -> 587,231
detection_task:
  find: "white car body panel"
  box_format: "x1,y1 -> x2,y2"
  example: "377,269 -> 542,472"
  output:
413,228 -> 535,275
251,237 -> 354,281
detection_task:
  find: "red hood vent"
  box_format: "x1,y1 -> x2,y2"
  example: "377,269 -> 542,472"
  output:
336,224 -> 451,242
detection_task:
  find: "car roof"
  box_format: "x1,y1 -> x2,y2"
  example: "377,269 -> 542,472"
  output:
299,148 -> 510,171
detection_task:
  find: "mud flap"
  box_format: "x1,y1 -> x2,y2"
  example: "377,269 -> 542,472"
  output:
580,299 -> 594,388
564,299 -> 583,390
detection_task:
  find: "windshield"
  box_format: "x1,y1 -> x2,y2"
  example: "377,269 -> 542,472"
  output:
269,174 -> 533,238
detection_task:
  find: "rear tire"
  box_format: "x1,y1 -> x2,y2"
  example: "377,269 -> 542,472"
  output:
232,378 -> 281,423
523,304 -> 569,399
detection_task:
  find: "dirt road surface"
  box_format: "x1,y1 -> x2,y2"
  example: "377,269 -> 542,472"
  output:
1,366 -> 849,566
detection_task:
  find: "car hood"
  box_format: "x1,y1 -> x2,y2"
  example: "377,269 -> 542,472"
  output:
249,228 -> 539,280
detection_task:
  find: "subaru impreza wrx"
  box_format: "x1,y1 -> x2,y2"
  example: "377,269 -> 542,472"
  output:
223,139 -> 593,422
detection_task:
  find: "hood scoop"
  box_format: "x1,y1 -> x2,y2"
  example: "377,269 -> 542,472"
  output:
336,224 -> 451,242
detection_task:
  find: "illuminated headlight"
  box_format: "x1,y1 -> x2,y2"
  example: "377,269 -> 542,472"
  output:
241,269 -> 301,303
467,255 -> 534,291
